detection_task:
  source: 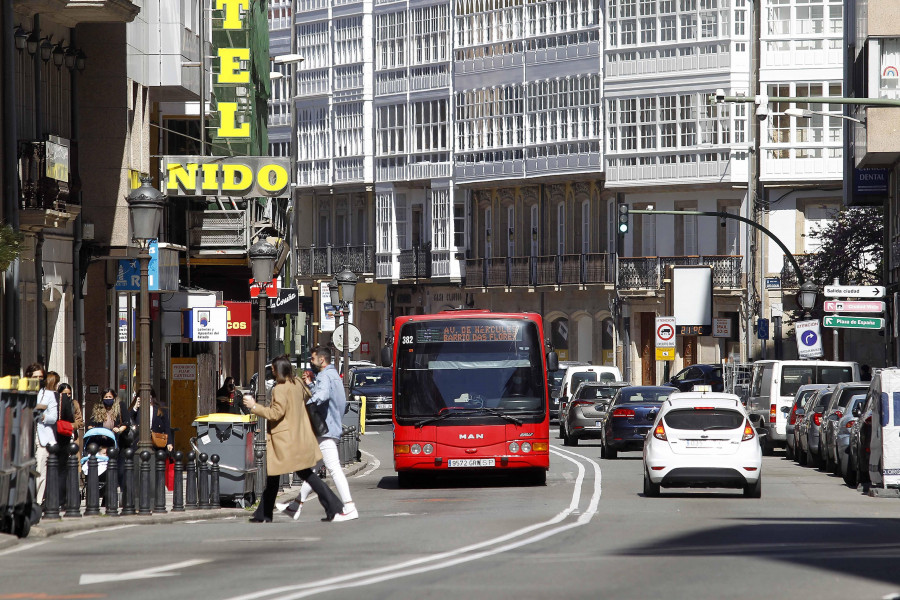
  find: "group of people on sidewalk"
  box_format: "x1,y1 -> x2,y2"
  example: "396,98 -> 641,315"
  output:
242,346 -> 358,523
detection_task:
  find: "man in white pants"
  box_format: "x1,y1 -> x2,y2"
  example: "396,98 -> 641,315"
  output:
277,346 -> 358,521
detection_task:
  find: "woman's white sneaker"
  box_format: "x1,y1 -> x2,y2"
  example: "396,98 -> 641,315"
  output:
332,505 -> 358,522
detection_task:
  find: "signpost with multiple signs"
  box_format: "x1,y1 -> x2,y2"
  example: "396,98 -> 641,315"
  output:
823,283 -> 885,331
823,316 -> 885,330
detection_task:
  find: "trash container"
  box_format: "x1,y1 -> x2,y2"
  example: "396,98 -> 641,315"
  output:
0,376 -> 41,537
191,413 -> 257,507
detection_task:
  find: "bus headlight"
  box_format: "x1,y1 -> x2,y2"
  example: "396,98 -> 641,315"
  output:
521,442 -> 532,453
423,444 -> 434,454
411,444 -> 422,455
509,442 -> 520,453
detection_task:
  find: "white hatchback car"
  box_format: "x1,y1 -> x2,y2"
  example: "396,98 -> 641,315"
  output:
642,392 -> 762,498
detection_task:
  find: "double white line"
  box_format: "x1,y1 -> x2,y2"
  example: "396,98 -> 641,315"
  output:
224,446 -> 601,600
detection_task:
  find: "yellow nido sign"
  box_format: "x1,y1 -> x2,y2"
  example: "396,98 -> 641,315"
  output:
163,157 -> 291,198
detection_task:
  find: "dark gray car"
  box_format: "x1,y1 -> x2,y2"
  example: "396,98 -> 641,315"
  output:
797,389 -> 833,468
561,381 -> 627,446
821,382 -> 870,473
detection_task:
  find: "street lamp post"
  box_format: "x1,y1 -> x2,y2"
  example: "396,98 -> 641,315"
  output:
249,238 -> 277,497
126,177 -> 167,457
329,269 -> 358,400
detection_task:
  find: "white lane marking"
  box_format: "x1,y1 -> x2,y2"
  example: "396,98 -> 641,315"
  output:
384,512 -> 415,517
0,540 -> 49,556
64,524 -> 141,539
80,558 -> 212,585
184,519 -> 208,524
353,450 -> 380,478
222,448 -> 598,600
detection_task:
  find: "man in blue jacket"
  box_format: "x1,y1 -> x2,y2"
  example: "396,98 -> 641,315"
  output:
277,346 -> 358,521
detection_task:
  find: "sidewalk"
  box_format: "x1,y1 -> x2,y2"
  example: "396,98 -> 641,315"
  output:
0,459 -> 367,549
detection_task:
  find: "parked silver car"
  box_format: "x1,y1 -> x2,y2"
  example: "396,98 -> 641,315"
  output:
820,382 -> 870,473
796,388 -> 833,467
560,381 -> 627,446
783,384 -> 829,461
836,394 -> 867,478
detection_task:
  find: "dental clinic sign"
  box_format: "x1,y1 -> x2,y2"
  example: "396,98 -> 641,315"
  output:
161,0 -> 290,198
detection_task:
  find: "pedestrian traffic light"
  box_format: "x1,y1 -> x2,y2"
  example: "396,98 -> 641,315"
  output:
618,203 -> 629,234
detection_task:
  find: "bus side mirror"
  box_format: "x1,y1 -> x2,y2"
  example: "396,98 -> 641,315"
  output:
547,351 -> 559,372
381,344 -> 393,368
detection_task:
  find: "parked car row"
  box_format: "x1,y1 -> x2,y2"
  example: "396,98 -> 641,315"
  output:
786,379 -> 873,488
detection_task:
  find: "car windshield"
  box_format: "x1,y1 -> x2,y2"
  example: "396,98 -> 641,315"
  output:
837,387 -> 868,407
578,385 -> 621,400
395,319 -> 546,421
616,387 -> 674,404
354,370 -> 392,387
794,388 -> 817,408
570,372 -> 598,389
664,408 -> 744,430
813,391 -> 832,411
781,367 -> 815,397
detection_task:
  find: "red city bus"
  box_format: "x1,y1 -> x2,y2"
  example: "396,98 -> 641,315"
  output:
386,310 -> 558,487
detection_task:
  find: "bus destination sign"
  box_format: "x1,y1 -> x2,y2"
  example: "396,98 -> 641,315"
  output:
416,323 -> 522,343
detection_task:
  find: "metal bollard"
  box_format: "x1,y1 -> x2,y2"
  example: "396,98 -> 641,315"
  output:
185,451 -> 198,510
106,448 -> 119,516
254,449 -> 264,496
138,450 -> 152,515
349,426 -> 359,463
65,442 -> 81,518
154,449 -> 167,513
198,453 -> 210,510
44,444 -> 60,519
121,448 -> 136,516
84,443 -> 101,516
210,454 -> 221,509
171,451 -> 185,512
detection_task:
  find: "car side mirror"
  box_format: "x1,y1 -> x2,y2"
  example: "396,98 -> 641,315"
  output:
747,413 -> 763,427
852,406 -> 861,417
781,406 -> 791,414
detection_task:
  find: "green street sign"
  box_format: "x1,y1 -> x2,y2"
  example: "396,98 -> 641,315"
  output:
823,316 -> 884,329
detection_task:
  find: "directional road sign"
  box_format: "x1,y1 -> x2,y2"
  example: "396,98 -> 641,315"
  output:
655,317 -> 676,348
823,300 -> 885,313
823,315 -> 885,329
795,320 -> 824,359
823,285 -> 885,299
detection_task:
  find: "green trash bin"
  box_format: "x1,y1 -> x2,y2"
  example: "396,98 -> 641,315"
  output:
191,413 -> 257,508
0,376 -> 41,537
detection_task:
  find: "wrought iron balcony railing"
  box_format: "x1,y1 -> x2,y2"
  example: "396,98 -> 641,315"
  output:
465,253 -> 616,288
618,255 -> 744,290
399,245 -> 431,280
297,245 -> 375,278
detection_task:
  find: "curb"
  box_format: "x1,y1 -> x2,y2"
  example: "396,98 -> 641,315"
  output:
0,533 -> 19,551
28,460 -> 368,539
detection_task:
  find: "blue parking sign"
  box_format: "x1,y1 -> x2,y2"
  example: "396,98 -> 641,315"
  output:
757,318 -> 769,340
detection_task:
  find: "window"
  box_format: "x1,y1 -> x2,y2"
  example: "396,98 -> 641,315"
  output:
377,104 -> 405,155
413,100 -> 449,152
485,206 -> 492,256
377,192 -> 393,253
508,205 -> 516,257
531,204 -> 539,257
376,11 -> 406,70
581,201 -> 590,253
804,204 -> 837,253
557,203 -> 566,254
453,202 -> 466,248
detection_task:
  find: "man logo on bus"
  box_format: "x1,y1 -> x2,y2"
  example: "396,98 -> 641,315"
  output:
459,433 -> 485,440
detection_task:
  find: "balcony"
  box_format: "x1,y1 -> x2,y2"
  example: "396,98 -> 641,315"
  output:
618,256 -> 744,290
297,245 -> 375,278
780,254 -> 812,289
399,246 -> 431,280
18,140 -> 80,231
464,253 -> 615,288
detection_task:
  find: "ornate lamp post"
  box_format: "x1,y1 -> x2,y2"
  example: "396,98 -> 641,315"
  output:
797,280 -> 818,319
126,177 -> 167,455
333,268 -> 358,399
249,238 -> 277,496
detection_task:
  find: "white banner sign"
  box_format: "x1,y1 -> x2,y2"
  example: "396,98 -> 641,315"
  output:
795,319 -> 824,359
191,306 -> 228,342
824,285 -> 885,299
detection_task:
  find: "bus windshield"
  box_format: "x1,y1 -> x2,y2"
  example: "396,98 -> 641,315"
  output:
395,318 -> 545,421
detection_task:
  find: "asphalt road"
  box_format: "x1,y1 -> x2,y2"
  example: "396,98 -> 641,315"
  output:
3,425 -> 900,600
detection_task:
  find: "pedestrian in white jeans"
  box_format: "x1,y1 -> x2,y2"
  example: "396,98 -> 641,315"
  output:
34,370 -> 59,507
276,347 -> 358,521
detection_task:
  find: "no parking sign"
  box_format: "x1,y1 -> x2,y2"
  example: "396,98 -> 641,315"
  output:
795,320 -> 824,359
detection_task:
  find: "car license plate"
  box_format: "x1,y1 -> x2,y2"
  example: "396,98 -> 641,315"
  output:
448,459 -> 496,468
595,421 -> 602,427
375,403 -> 391,410
686,439 -> 721,448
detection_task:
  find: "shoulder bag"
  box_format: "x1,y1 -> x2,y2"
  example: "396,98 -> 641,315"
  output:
306,402 -> 329,437
54,392 -> 74,438
151,431 -> 168,448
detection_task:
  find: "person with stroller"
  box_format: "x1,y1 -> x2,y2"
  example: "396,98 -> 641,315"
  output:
55,382 -> 84,509
88,389 -> 132,442
242,355 -> 346,523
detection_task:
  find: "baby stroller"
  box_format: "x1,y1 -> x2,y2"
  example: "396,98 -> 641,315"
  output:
80,428 -> 117,502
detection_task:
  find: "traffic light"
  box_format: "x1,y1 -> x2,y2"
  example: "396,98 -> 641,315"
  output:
617,202 -> 629,234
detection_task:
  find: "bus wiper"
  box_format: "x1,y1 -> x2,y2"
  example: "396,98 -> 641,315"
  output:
478,406 -> 522,425
414,409 -> 473,428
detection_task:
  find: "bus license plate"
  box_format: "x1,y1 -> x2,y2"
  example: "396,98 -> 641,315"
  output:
375,403 -> 391,409
448,459 -> 496,468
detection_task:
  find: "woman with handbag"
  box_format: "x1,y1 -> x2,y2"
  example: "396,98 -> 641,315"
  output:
34,369 -> 58,508
56,382 -> 84,508
242,354 -> 345,523
130,388 -> 173,452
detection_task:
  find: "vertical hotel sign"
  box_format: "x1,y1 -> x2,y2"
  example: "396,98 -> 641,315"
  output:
162,0 -> 289,198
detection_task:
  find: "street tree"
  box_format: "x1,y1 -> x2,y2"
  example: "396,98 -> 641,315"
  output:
803,206 -> 883,286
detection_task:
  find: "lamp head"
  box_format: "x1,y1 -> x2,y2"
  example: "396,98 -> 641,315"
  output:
335,268 -> 358,305
126,176 -> 167,247
248,238 -> 278,285
797,280 -> 818,312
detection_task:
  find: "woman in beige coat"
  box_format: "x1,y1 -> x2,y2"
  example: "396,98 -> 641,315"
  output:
243,355 -> 345,522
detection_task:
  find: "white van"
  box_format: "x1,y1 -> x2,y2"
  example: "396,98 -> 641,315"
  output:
558,365 -> 622,408
748,360 -> 859,453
